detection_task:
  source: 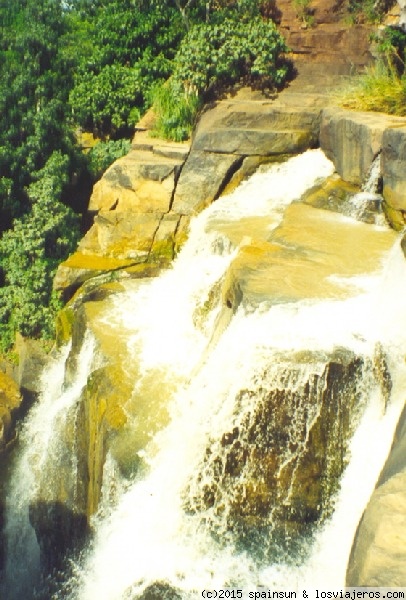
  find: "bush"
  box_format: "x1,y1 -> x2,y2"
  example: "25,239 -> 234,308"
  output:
373,25 -> 406,75
151,14 -> 289,141
70,64 -> 143,136
0,151 -> 80,351
172,15 -> 289,96
87,138 -> 132,180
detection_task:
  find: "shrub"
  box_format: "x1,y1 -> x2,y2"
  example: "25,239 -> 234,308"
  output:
69,64 -> 143,136
373,25 -> 406,75
87,138 -> 132,180
0,151 -> 80,351
347,0 -> 387,23
293,0 -> 315,27
172,15 -> 289,96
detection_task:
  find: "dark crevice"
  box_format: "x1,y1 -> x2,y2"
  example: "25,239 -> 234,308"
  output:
213,154 -> 245,201
168,153 -> 190,212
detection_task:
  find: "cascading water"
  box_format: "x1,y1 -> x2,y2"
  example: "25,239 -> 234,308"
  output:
346,154 -> 385,225
1,335 -> 97,599
2,150 -> 406,599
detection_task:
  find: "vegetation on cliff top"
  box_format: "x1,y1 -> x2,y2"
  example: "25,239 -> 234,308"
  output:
0,0 -> 289,352
338,25 -> 406,116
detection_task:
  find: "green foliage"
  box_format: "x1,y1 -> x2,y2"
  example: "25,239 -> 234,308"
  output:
0,152 -> 80,351
87,139 -> 132,180
68,1 -> 184,136
293,0 -> 315,27
338,61 -> 406,116
172,15 -> 289,96
70,64 -> 143,135
373,25 -> 406,74
151,82 -> 202,141
347,0 -> 390,23
0,0 -> 80,222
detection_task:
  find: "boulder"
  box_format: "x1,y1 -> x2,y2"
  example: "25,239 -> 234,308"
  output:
320,108 -> 406,185
126,581 -> 183,600
88,150 -> 183,214
15,334 -> 49,399
184,349 -> 366,558
381,125 -> 406,229
192,102 -> 320,156
346,404 -> 406,586
172,151 -> 243,215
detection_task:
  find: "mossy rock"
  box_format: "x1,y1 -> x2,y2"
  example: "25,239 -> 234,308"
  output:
383,200 -> 405,231
183,349 -> 365,558
302,173 -> 359,213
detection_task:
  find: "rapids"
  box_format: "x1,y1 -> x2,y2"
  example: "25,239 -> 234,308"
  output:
1,149 -> 405,599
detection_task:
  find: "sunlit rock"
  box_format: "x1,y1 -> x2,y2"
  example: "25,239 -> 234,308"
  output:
0,370 -> 22,451
184,349 -> 368,559
172,151 -> 243,215
320,108 -> 406,185
347,404 -> 406,586
192,102 -> 320,155
88,150 -> 182,214
220,203 -> 397,310
382,126 -> 406,229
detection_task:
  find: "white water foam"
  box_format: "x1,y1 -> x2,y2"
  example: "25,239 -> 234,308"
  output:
1,335 -> 96,600
64,151 -> 406,599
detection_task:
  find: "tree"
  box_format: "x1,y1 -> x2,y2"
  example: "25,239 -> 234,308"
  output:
0,152 -> 80,350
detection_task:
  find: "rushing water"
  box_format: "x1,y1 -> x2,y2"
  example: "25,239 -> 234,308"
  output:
2,150 -> 406,599
1,337 -> 97,600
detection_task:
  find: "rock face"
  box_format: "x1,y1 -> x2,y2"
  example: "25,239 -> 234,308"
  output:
0,369 -> 22,451
346,405 -> 406,586
184,349 -> 366,558
320,108 -> 406,228
320,108 -> 406,185
382,126 -> 406,229
54,138 -> 190,298
44,7 -> 406,578
55,98 -> 326,299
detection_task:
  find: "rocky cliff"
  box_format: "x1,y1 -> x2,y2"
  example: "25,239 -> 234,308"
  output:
9,0 -> 406,585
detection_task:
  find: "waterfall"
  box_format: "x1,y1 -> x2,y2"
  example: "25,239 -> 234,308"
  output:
346,154 -> 385,225
1,335 -> 96,599
2,149 -> 406,599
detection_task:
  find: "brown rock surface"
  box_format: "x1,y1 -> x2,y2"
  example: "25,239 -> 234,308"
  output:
320,108 -> 406,185
0,369 -> 22,451
382,125 -> 406,228
347,404 -> 406,586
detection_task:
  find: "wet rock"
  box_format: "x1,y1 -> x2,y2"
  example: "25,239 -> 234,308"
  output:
172,151 -> 243,215
29,502 -> 89,574
346,403 -> 406,586
0,369 -> 22,451
125,581 -> 183,600
320,108 -> 406,186
15,334 -> 49,399
184,349 -> 368,559
220,203 -> 396,310
382,126 -> 406,229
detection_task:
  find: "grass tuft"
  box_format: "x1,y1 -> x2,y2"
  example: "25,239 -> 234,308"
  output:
337,62 -> 406,116
151,81 -> 202,142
